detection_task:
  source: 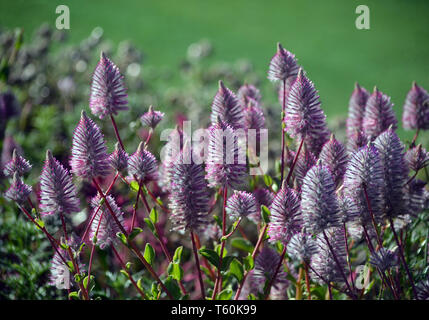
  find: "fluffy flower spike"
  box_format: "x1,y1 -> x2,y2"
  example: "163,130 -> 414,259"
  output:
89,51 -> 128,119
237,83 -> 261,108
226,191 -> 258,221
40,150 -> 80,216
402,82 -> 429,130
140,105 -> 165,129
109,142 -> 129,172
267,42 -> 299,83
70,111 -> 110,179
127,142 -> 158,183
319,134 -> 348,187
3,148 -> 32,177
287,232 -> 318,264
405,144 -> 429,172
4,172 -> 32,204
210,80 -> 244,129
369,247 -> 397,272
346,83 -> 369,140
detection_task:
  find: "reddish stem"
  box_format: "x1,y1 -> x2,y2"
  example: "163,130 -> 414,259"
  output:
191,230 -> 205,299
110,114 -> 125,150
285,137 -> 304,186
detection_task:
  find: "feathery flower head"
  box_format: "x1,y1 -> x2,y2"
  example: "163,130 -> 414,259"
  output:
140,105 -> 165,129
210,80 -> 244,129
312,227 -> 348,285
347,129 -> 368,153
285,69 -> 330,155
301,162 -> 342,234
373,128 -> 408,218
362,87 -> 397,139
128,142 -> 158,183
70,111 -> 110,179
244,104 -> 266,133
337,194 -> 360,224
268,186 -> 302,244
416,279 -> 429,300
343,144 -> 385,226
206,119 -> 247,189
346,83 -> 369,140
169,146 -> 211,232
402,82 -> 429,130
89,51 -> 128,119
404,178 -> 426,217
226,191 -> 258,221
3,149 -> 32,177
287,232 -> 318,264
89,194 -> 125,249
405,144 -> 429,172
294,149 -> 317,187
109,142 -> 129,172
40,150 -> 80,216
369,247 -> 397,272
267,43 -> 299,83
319,135 -> 348,187
237,83 -> 261,108
4,172 -> 32,204
249,188 -> 274,223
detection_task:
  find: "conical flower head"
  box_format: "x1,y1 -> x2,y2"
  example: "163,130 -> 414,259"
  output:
267,43 -> 299,83
206,120 -> 247,189
347,129 -> 368,153
3,149 -> 32,177
404,178 -> 426,217
89,52 -> 128,119
301,162 -> 342,234
128,142 -> 158,183
237,83 -> 261,108
402,82 -> 429,130
210,81 -> 244,129
226,191 -> 258,221
268,187 -> 302,244
285,69 -> 330,155
373,128 -> 408,218
70,111 -> 110,179
343,144 -> 385,226
319,135 -> 348,187
244,104 -> 266,133
40,150 -> 80,216
405,144 -> 429,172
311,227 -> 348,285
294,149 -> 317,187
89,194 -> 125,249
362,87 -> 397,139
338,194 -> 360,224
249,188 -> 274,223
346,83 -> 369,140
4,172 -> 32,204
287,232 -> 318,264
140,105 -> 165,129
169,146 -> 211,232
416,279 -> 429,300
369,247 -> 397,272
109,142 -> 129,172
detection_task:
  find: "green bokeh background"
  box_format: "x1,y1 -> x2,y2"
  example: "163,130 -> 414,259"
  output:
1,0 -> 428,140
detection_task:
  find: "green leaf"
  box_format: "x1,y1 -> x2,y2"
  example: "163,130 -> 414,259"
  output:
144,218 -> 158,238
243,254 -> 254,271
199,247 -> 220,269
272,183 -> 279,193
120,269 -> 129,278
125,262 -> 132,269
130,180 -> 140,192
173,246 -> 183,264
116,232 -> 128,246
66,261 -> 75,273
144,243 -> 156,266
149,207 -> 158,224
83,275 -> 95,290
129,227 -> 143,240
263,174 -> 273,187
68,291 -> 80,300
261,205 -> 271,224
231,238 -> 254,253
137,278 -> 144,291
167,262 -> 184,281
217,288 -> 233,300
156,197 -> 164,206
164,276 -> 182,300
35,218 -> 45,229
229,258 -> 244,282
220,256 -> 235,272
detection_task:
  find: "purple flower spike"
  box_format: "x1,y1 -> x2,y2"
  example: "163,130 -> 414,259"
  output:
237,84 -> 261,108
267,43 -> 299,83
249,188 -> 274,223
374,128 -> 408,218
40,150 -> 80,216
404,178 -> 426,217
169,147 -> 210,232
416,279 -> 429,300
206,120 -> 247,189
362,87 -> 397,139
405,144 -> 429,172
268,187 -> 302,245
89,52 -> 128,119
128,142 -> 158,183
402,82 -> 429,130
140,105 -> 165,129
338,194 -> 360,224
301,162 -> 342,234
210,80 -> 244,129
226,191 -> 258,221
369,247 -> 398,272
319,135 -> 348,187
70,111 -> 110,180
294,149 -> 317,187
346,83 -> 369,140
287,232 -> 318,264
312,227 -> 348,285
343,144 -> 385,226
347,130 -> 368,153
89,194 -> 125,249
285,69 -> 330,155
4,172 -> 32,204
109,142 -> 129,172
3,149 -> 32,177
244,104 -> 266,133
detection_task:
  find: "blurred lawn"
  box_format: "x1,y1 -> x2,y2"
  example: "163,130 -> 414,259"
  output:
1,0 -> 429,141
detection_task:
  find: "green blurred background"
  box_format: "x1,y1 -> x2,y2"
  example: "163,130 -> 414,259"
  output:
1,0 -> 428,140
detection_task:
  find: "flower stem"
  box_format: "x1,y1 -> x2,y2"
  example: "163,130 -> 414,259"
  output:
191,230 -> 206,299
280,79 -> 287,186
264,245 -> 287,299
110,114 -> 125,150
285,137 -> 304,186
303,262 -> 312,300
131,179 -> 142,231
